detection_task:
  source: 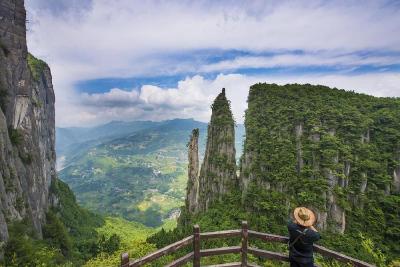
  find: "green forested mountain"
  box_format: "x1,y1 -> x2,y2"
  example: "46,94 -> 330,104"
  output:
150,84 -> 400,267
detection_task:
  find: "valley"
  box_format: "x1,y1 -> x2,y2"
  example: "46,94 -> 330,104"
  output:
57,119 -> 244,227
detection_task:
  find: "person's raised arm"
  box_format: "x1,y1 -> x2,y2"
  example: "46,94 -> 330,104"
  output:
308,225 -> 321,241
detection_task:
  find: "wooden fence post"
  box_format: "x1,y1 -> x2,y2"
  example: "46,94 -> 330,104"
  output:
121,252 -> 129,267
241,221 -> 248,267
193,224 -> 201,267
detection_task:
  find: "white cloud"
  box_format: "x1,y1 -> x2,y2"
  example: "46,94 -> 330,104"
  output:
139,76 -> 211,108
24,0 -> 400,127
52,76 -> 208,127
56,72 -> 400,127
82,88 -> 140,107
200,53 -> 400,73
26,0 -> 400,81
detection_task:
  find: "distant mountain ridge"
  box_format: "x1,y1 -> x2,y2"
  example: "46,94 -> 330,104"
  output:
57,119 -> 244,169
56,120 -> 166,168
56,120 -> 164,155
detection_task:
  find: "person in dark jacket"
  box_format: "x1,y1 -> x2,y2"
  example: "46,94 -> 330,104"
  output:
288,207 -> 321,267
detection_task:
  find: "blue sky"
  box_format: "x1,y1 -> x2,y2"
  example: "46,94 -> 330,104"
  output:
25,0 -> 400,126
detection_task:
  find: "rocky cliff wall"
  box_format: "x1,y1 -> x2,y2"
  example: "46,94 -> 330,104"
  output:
240,83 -> 400,233
0,0 -> 56,253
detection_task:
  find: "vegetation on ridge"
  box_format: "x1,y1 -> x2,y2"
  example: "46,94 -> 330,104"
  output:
27,53 -> 47,81
239,83 -> 400,260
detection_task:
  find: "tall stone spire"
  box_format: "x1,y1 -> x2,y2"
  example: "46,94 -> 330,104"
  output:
185,128 -> 200,213
197,88 -> 237,212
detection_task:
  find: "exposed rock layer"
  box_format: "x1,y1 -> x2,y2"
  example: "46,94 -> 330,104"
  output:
0,0 -> 56,253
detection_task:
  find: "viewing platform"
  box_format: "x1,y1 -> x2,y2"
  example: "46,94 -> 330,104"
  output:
121,221 -> 375,267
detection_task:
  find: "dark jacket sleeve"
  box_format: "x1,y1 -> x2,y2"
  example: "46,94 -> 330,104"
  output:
308,230 -> 321,242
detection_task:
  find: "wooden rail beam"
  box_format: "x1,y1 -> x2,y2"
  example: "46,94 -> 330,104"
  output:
248,230 -> 288,243
165,252 -> 194,267
314,245 -> 375,267
200,246 -> 241,257
248,247 -> 290,262
203,262 -> 241,267
200,229 -> 241,239
129,235 -> 193,266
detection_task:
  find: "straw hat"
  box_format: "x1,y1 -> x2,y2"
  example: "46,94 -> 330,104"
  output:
293,207 -> 316,227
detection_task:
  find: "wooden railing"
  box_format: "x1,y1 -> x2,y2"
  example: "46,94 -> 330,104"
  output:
121,221 -> 375,267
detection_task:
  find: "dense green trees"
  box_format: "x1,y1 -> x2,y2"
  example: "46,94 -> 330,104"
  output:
42,211 -> 73,257
3,219 -> 64,267
1,179 -> 123,266
239,84 -> 400,261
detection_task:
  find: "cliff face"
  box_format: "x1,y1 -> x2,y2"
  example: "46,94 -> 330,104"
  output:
0,0 -> 56,251
240,83 -> 400,233
187,89 -> 237,215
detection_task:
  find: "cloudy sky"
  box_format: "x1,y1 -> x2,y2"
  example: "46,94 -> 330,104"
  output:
25,0 -> 400,127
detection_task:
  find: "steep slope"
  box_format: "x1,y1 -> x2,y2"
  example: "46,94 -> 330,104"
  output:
0,0 -> 56,254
